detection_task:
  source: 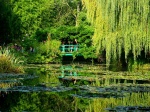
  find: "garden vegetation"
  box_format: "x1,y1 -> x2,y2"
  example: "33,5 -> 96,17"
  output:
0,0 -> 150,71
82,0 -> 150,65
0,48 -> 24,73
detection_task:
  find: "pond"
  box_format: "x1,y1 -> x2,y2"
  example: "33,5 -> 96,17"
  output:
0,64 -> 150,112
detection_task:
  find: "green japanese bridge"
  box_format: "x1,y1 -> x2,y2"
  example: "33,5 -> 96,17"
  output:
60,45 -> 79,56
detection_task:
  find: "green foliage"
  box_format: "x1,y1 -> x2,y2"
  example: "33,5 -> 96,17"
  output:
50,25 -> 94,46
11,0 -> 49,36
0,48 -> 24,73
51,0 -> 81,26
0,0 -> 96,63
0,0 -> 21,44
27,39 -> 61,64
9,92 -> 77,112
73,45 -> 97,64
82,0 -> 150,65
33,29 -> 48,42
77,45 -> 96,59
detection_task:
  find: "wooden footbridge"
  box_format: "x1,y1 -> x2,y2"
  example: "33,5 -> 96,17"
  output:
60,45 -> 79,56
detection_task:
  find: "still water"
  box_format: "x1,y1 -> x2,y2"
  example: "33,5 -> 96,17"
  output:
0,64 -> 150,112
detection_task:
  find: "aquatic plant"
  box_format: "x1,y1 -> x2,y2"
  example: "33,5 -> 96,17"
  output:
0,48 -> 24,73
82,0 -> 150,65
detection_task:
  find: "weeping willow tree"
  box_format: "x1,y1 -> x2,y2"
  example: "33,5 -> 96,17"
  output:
82,0 -> 150,65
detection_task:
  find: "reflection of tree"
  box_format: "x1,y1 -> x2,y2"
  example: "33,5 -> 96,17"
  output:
85,93 -> 150,112
0,92 -> 88,112
24,67 -> 60,87
1,90 -> 150,111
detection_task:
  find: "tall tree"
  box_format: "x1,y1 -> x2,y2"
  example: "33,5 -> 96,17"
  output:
82,0 -> 150,64
0,0 -> 21,44
51,0 -> 82,27
11,0 -> 54,37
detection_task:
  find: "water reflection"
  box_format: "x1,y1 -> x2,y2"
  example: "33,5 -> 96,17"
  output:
60,65 -> 81,77
0,64 -> 150,111
0,91 -> 87,112
59,65 -> 150,87
85,92 -> 150,112
0,91 -> 150,112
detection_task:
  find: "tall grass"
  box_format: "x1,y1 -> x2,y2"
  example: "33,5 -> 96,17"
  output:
0,48 -> 24,73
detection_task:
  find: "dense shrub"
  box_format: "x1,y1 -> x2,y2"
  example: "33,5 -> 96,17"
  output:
0,49 -> 24,73
27,39 -> 61,64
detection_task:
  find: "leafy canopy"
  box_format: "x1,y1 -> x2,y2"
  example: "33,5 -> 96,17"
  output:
82,0 -> 150,64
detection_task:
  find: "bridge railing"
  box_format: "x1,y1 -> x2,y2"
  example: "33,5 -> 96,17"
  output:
60,45 -> 79,53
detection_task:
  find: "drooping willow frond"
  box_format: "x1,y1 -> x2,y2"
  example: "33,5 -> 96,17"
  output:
82,0 -> 150,64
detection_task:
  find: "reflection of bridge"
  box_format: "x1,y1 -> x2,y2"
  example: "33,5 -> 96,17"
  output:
60,45 -> 79,56
58,66 -> 81,78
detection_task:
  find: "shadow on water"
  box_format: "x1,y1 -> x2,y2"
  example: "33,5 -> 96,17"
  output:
0,64 -> 150,111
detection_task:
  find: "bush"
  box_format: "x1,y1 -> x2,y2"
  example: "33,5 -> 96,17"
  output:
0,48 -> 24,73
27,39 -> 61,64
